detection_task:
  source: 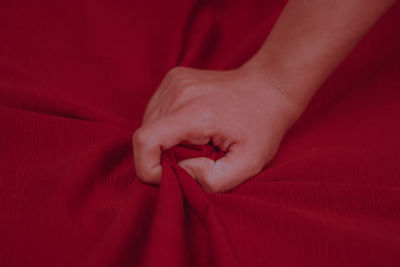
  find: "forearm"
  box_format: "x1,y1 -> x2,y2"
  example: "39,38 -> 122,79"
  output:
245,0 -> 396,111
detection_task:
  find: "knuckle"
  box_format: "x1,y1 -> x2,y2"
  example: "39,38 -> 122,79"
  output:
181,83 -> 196,93
166,66 -> 186,81
176,83 -> 198,100
166,67 -> 197,91
132,128 -> 149,146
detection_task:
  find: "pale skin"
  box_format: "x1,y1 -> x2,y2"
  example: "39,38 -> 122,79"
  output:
133,0 -> 397,193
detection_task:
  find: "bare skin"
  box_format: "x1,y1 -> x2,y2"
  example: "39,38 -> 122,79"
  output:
133,0 -> 396,193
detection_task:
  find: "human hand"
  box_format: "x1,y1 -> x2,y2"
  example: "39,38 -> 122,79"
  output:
133,66 -> 302,192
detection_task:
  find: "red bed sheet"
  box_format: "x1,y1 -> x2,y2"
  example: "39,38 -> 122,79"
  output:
0,1 -> 399,266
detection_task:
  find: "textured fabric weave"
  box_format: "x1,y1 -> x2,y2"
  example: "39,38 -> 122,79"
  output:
0,0 -> 399,266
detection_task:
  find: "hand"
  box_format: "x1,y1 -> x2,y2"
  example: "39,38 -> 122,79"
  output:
133,65 -> 302,192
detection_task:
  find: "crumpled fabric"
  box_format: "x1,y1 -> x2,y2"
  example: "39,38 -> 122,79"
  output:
0,0 -> 400,266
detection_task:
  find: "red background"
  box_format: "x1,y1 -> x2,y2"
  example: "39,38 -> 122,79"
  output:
0,0 -> 399,266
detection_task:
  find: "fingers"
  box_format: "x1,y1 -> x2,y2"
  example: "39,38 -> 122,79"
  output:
178,143 -> 262,193
133,111 -> 213,184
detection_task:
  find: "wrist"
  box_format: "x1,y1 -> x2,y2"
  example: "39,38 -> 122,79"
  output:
237,63 -> 306,129
240,54 -> 315,121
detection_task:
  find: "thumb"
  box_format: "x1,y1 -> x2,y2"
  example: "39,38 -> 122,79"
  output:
178,157 -> 215,182
178,144 -> 261,193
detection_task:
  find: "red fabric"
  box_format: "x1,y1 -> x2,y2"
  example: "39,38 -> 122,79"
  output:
1,0 -> 400,266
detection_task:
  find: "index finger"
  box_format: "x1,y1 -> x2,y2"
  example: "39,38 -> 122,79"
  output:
132,111 -> 213,184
